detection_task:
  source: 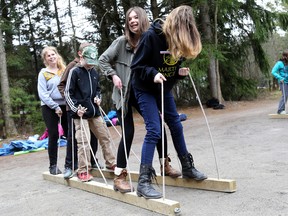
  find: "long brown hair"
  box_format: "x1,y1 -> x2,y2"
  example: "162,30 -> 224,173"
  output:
124,6 -> 150,49
41,46 -> 66,71
280,50 -> 288,65
163,5 -> 202,60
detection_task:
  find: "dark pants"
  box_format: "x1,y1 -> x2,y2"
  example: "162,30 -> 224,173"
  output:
41,105 -> 68,167
64,110 -> 98,169
133,89 -> 188,165
116,89 -> 167,168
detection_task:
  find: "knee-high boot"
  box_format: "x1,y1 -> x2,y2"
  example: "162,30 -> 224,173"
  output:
137,164 -> 162,199
179,153 -> 207,180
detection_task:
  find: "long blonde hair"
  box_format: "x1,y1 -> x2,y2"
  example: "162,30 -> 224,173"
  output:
163,5 -> 202,60
125,7 -> 150,49
41,46 -> 66,71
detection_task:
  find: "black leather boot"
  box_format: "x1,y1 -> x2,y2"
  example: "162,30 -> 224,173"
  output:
137,164 -> 162,199
179,153 -> 207,180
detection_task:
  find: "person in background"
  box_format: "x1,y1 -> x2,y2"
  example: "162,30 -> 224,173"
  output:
37,46 -> 68,175
58,42 -> 100,179
65,45 -> 116,182
99,6 -> 181,193
271,50 -> 288,114
131,5 -> 207,199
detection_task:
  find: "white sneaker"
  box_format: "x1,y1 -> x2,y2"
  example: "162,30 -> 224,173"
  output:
279,110 -> 286,115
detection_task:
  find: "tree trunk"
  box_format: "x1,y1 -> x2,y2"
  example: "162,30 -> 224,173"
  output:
68,0 -> 77,54
199,1 -> 223,101
214,0 -> 224,102
150,0 -> 159,19
53,0 -> 63,47
0,29 -> 18,136
25,0 -> 39,74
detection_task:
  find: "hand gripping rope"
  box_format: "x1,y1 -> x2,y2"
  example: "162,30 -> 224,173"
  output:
188,73 -> 220,179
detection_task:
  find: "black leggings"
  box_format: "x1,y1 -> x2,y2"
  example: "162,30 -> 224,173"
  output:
42,105 -> 68,166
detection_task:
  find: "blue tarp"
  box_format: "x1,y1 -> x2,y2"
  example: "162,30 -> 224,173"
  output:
0,138 -> 67,156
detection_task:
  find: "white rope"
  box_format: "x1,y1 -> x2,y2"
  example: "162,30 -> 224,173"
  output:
98,106 -> 118,153
98,106 -> 140,162
119,88 -> 133,192
71,117 -> 75,173
161,82 -> 166,200
188,73 -> 220,179
79,117 -> 89,177
79,116 -> 108,185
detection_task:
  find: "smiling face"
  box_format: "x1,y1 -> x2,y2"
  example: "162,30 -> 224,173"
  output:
44,50 -> 58,67
128,10 -> 140,36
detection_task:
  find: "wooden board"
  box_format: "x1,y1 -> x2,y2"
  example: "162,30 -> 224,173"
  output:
91,169 -> 236,193
43,171 -> 181,216
268,114 -> 288,119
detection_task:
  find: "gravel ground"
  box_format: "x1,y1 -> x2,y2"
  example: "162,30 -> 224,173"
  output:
1,93 -> 288,216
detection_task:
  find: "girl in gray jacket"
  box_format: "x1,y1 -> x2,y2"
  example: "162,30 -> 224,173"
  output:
37,46 -> 68,175
99,6 -> 180,193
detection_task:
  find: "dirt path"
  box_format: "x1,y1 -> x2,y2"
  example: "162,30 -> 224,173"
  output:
1,93 -> 288,216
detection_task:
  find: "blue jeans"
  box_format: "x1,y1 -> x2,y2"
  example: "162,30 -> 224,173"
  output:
277,82 -> 288,113
134,88 -> 188,165
116,88 -> 168,168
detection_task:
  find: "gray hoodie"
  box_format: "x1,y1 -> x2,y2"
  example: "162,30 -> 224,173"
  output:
37,68 -> 66,110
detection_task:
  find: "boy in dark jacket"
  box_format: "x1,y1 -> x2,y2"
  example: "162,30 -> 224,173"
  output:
58,42 -> 99,179
65,45 -> 116,182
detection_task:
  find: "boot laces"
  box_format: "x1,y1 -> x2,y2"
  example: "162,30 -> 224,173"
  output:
120,169 -> 127,178
187,153 -> 195,167
148,167 -> 159,186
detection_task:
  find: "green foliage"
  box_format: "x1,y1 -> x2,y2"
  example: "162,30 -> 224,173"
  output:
9,79 -> 45,135
6,45 -> 34,73
278,12 -> 288,30
175,43 -> 232,103
1,0 -> 287,115
221,71 -> 258,101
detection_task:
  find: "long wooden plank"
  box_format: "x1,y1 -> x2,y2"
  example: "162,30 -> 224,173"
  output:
42,171 -> 180,216
269,114 -> 288,119
91,169 -> 236,193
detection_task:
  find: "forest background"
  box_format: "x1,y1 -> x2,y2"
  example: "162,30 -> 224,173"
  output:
0,0 -> 288,137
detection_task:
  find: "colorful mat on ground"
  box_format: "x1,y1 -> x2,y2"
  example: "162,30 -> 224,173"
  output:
0,137 -> 67,156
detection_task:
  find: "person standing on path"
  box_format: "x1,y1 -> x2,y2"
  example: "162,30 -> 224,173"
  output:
65,45 -> 116,182
37,46 -> 68,175
131,5 -> 207,199
271,50 -> 288,114
99,6 -> 181,193
58,42 -> 100,179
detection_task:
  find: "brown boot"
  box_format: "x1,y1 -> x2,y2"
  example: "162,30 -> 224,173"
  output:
114,169 -> 134,193
160,157 -> 181,178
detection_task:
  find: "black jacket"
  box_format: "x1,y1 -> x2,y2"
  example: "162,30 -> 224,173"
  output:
131,19 -> 184,94
64,64 -> 101,119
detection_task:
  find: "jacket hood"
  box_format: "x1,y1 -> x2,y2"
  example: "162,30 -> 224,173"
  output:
151,19 -> 164,35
